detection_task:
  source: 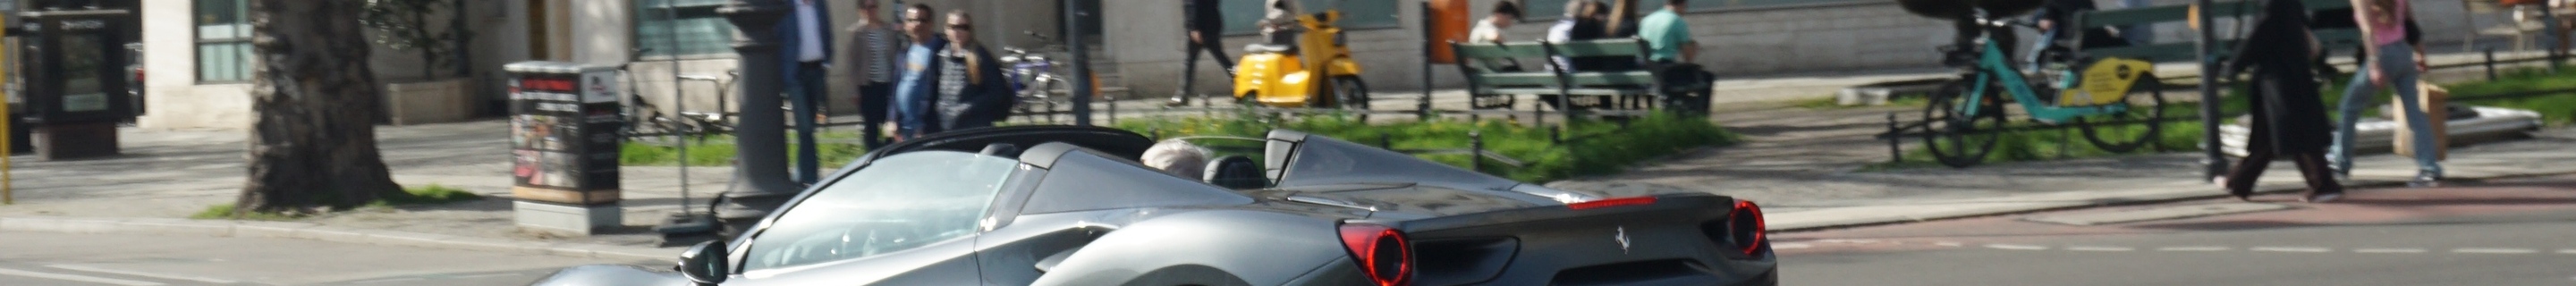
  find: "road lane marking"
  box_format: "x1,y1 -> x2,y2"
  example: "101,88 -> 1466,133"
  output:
47,265 -> 237,284
2452,248 -> 2538,254
2156,247 -> 2230,252
2559,248 -> 2576,254
1984,244 -> 2048,250
2351,248 -> 2428,254
0,267 -> 165,286
1772,243 -> 1812,249
1934,241 -> 1964,247
2249,247 -> 2333,253
351,277 -> 427,284
2064,246 -> 2135,252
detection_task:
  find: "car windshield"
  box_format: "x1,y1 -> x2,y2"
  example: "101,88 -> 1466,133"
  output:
742,151 -> 1019,272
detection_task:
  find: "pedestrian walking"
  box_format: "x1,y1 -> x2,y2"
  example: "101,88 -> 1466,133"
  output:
2221,0 -> 2345,203
842,0 -> 902,148
893,4 -> 947,140
778,0 -> 833,183
934,11 -> 1014,132
1165,0 -> 1235,106
2329,0 -> 2442,187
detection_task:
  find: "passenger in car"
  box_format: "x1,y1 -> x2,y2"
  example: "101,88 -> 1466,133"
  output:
1141,139 -> 1212,180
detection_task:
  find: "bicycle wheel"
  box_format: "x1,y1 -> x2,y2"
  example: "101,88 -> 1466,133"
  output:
1921,80 -> 2005,168
1332,76 -> 1369,110
2075,77 -> 2168,154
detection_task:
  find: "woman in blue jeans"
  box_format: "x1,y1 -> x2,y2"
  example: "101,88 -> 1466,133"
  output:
2332,0 -> 2441,187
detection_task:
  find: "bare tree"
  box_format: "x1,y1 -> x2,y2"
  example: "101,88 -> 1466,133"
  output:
237,0 -> 409,214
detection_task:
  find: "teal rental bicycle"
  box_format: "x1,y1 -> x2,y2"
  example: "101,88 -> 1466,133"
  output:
1921,11 -> 2175,168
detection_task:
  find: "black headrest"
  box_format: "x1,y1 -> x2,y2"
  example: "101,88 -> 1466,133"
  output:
1204,156 -> 1268,189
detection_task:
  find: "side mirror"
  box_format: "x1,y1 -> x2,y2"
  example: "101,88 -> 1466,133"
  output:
677,240 -> 729,285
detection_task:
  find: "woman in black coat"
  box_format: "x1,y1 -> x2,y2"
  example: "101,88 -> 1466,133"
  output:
2219,0 -> 2345,203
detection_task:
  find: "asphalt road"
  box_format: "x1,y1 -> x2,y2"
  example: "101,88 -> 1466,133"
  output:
1777,175 -> 2576,285
0,232 -> 652,285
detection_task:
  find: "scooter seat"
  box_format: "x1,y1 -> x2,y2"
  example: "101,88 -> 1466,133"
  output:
1244,44 -> 1297,55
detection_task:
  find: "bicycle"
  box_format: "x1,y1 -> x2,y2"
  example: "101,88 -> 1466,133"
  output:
674,70 -> 739,136
1919,9 -> 2176,168
619,48 -> 734,141
1003,31 -> 1073,123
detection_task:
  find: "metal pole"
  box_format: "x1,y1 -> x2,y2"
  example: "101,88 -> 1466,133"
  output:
1066,0 -> 1096,126
2,87 -> 9,206
665,0 -> 694,217
1419,1 -> 1434,121
716,0 -> 801,228
2193,0 -> 2228,182
3,22 -> 10,205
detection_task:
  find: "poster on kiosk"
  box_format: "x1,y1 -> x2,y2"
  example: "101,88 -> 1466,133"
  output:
506,62 -> 623,206
18,9 -> 135,160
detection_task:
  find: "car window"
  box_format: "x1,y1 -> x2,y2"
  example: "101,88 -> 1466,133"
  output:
743,151 -> 1020,272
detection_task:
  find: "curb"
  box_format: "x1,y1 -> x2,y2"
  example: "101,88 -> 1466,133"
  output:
1762,143 -> 2576,232
1763,170 -> 2576,232
0,216 -> 676,263
1764,181 -> 2392,232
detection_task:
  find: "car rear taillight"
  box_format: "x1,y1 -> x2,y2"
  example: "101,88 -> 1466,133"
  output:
1729,200 -> 1768,257
1339,223 -> 1411,286
1566,196 -> 1657,210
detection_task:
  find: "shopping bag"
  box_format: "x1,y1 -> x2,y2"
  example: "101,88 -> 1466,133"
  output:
2389,82 -> 2448,161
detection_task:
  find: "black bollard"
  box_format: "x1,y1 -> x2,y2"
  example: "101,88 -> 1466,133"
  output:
2487,47 -> 2498,81
1469,131 -> 1485,173
1886,113 -> 1902,164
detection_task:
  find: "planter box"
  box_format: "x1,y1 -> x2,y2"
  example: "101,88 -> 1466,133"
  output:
383,79 -> 476,125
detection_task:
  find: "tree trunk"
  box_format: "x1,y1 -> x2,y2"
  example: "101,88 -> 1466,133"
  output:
238,0 -> 407,214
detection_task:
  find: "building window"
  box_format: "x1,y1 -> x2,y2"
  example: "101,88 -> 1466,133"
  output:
194,0 -> 251,83
1222,0 -> 1401,36
636,0 -> 733,58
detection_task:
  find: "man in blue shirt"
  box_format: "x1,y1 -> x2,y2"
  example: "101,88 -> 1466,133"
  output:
1634,0 -> 1713,114
1635,0 -> 1695,63
893,4 -> 947,140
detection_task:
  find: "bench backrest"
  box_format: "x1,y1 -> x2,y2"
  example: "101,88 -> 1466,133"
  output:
1547,38 -> 1660,88
1451,41 -> 1561,91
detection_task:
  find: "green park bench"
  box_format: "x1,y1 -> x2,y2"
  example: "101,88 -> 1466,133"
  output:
2072,0 -> 2362,63
1451,40 -> 1563,110
1451,38 -> 1708,115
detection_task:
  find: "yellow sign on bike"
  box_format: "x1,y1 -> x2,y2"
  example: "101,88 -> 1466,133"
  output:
2060,57 -> 2152,106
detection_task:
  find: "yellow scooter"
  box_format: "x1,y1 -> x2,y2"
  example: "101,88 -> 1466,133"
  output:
1232,11 -> 1368,109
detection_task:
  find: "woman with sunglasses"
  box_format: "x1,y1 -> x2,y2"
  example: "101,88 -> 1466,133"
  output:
932,11 -> 1014,133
